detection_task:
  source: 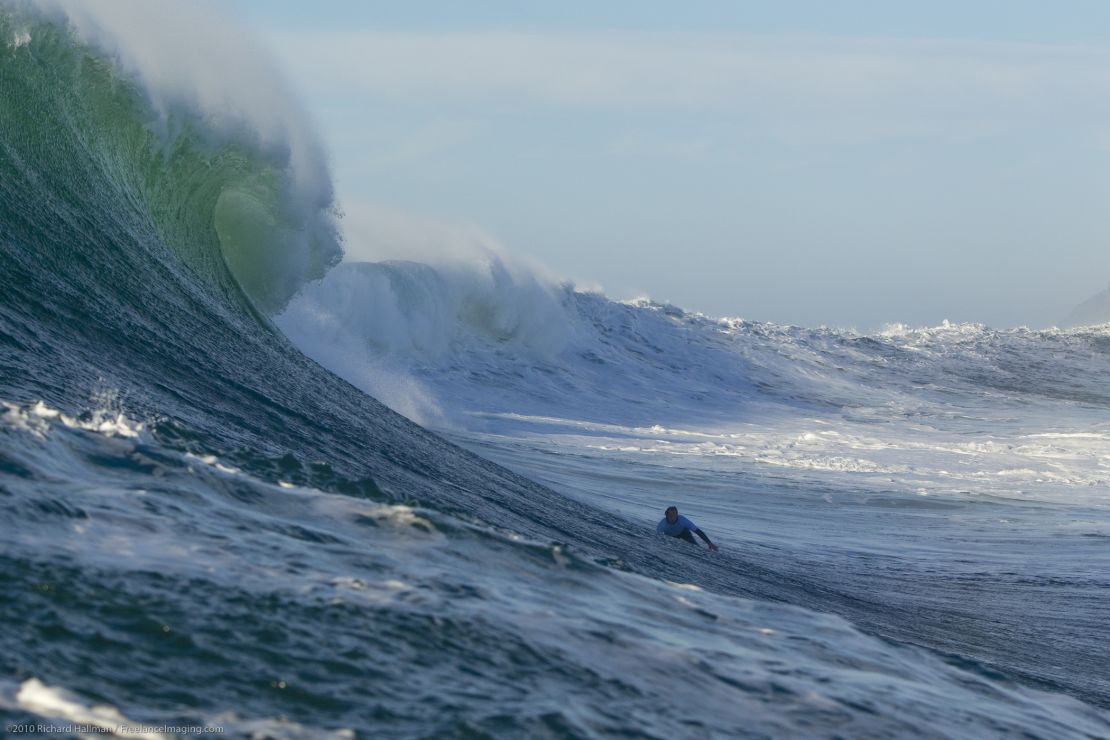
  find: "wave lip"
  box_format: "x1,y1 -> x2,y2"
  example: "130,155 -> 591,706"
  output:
5,0 -> 341,313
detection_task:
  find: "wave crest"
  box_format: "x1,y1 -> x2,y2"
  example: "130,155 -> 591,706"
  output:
3,0 -> 340,312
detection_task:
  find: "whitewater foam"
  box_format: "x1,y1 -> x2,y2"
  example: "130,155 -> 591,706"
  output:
275,248 -> 572,425
7,26 -> 27,47
1,400 -> 145,440
15,678 -> 167,739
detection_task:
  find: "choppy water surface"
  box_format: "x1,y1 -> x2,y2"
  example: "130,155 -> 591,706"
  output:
1,4 -> 1109,738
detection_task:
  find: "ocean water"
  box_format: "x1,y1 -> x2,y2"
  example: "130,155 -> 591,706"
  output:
1,5 -> 1109,739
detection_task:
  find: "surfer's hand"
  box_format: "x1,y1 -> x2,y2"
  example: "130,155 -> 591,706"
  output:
708,543 -> 719,552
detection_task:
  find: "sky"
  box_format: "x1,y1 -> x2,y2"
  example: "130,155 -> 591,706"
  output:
228,1 -> 1110,329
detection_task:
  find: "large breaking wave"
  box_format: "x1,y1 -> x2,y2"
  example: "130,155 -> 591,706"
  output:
3,0 -> 340,314
1,3 -> 1108,737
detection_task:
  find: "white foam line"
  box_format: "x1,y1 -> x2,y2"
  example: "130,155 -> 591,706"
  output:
15,678 -> 167,739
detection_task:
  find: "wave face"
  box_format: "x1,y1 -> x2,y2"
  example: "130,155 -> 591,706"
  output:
1,5 -> 1108,738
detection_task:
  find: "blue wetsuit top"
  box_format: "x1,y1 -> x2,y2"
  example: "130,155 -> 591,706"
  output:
657,514 -> 699,538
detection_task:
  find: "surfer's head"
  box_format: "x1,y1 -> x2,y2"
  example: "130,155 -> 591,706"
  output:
665,506 -> 678,524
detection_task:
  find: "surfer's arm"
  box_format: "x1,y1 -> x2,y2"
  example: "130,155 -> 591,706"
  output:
694,529 -> 719,551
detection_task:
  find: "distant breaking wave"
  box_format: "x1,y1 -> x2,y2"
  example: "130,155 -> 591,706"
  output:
278,249 -> 1110,434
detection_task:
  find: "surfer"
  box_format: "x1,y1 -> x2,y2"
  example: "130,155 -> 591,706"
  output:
656,506 -> 718,550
